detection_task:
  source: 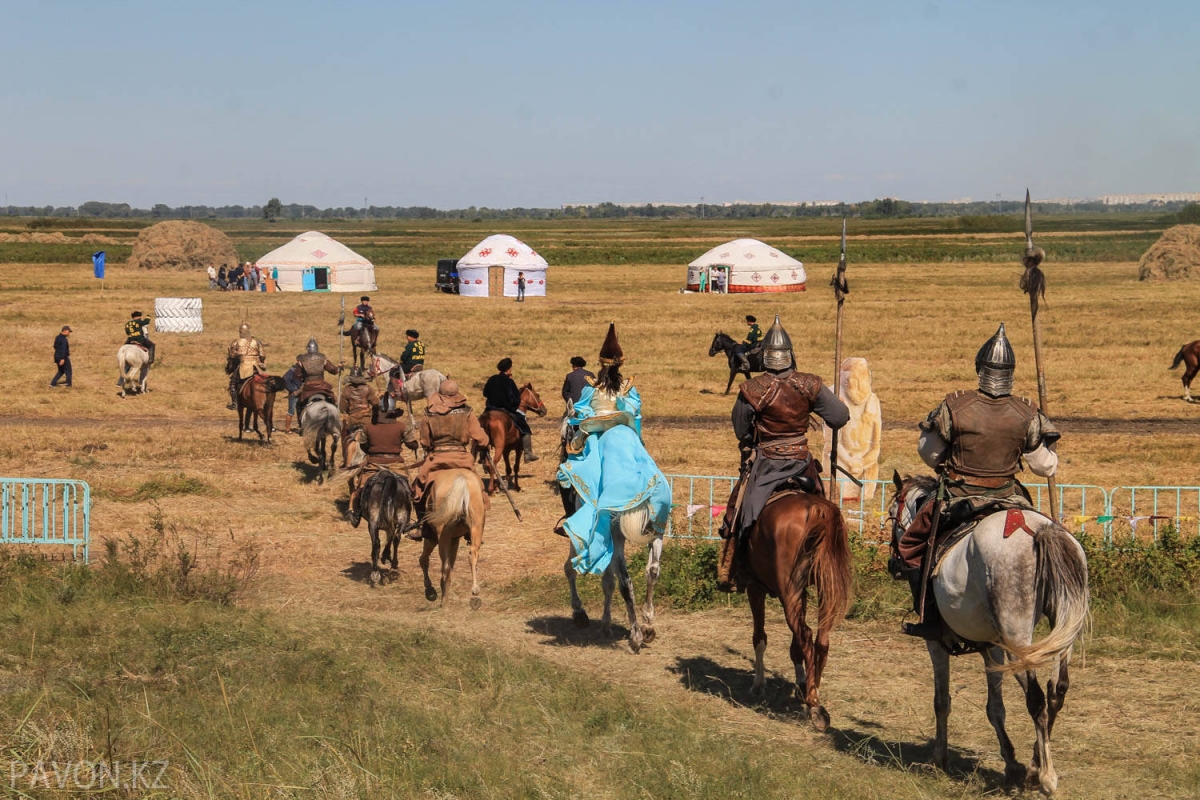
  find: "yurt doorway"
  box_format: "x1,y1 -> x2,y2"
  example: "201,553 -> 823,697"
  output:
488,266 -> 505,297
302,267 -> 330,292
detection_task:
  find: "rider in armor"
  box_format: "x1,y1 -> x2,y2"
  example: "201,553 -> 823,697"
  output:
124,311 -> 155,364
408,379 -> 490,539
292,337 -> 342,428
483,357 -> 538,462
347,406 -> 409,528
226,322 -> 266,411
339,366 -> 380,466
717,315 -> 850,592
400,329 -> 425,376
893,323 -> 1060,639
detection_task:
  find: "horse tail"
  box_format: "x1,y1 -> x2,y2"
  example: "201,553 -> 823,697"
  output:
1170,345 -> 1186,370
800,499 -> 854,636
999,523 -> 1090,674
302,404 -> 329,453
427,474 -> 472,531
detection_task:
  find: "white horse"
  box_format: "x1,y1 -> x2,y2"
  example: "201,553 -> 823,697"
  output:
300,398 -> 340,484
368,352 -> 445,406
563,501 -> 663,654
116,344 -> 150,398
890,474 -> 1089,796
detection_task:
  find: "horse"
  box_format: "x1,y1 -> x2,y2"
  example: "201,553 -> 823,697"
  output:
478,384 -> 547,492
368,352 -> 445,407
734,492 -> 854,731
358,468 -> 413,587
236,372 -> 286,444
888,473 -> 1090,795
563,502 -> 663,654
1169,339 -> 1200,402
116,344 -> 151,398
344,320 -> 378,371
300,397 -> 340,484
419,469 -> 486,608
709,332 -> 763,395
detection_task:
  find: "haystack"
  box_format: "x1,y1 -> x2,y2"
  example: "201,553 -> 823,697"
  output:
127,221 -> 239,271
1138,225 -> 1200,281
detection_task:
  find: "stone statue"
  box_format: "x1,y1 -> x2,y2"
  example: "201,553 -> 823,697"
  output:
822,357 -> 882,502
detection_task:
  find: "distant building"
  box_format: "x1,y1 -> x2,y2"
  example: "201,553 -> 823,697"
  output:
1101,193 -> 1200,206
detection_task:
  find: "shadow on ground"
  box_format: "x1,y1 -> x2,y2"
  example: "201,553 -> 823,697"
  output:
526,614 -> 630,649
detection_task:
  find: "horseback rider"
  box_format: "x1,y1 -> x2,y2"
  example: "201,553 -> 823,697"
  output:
339,366 -> 380,466
483,357 -> 538,462
350,295 -> 378,336
734,314 -> 763,373
226,322 -> 266,411
892,323 -> 1060,639
124,310 -> 156,364
400,329 -> 425,376
407,379 -> 490,539
717,315 -> 850,592
347,405 -> 409,528
292,337 -> 342,427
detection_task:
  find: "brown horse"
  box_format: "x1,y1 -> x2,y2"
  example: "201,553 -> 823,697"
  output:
419,468 -> 486,608
1170,340 -> 1200,402
236,373 -> 286,444
344,321 -> 378,372
478,384 -> 547,492
740,493 -> 853,731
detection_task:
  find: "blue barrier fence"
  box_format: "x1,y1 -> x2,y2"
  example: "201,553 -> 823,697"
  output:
663,473 -> 1198,546
0,478 -> 91,562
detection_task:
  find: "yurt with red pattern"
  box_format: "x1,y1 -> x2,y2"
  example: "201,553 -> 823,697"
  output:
457,234 -> 548,297
687,238 -> 806,293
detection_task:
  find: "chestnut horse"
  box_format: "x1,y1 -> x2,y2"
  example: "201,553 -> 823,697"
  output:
236,372 -> 286,444
739,492 -> 853,732
1170,340 -> 1200,402
419,469 -> 486,609
478,384 -> 547,492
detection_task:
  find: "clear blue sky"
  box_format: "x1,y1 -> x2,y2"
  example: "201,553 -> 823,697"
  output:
4,0 -> 1198,208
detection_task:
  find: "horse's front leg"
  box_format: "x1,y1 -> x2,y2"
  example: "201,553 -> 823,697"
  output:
983,646 -> 1024,785
927,641 -> 952,771
641,537 -> 663,643
611,534 -> 644,653
419,536 -> 438,602
565,542 -> 589,627
512,448 -> 523,492
748,583 -> 768,695
368,518 -> 383,587
600,562 -> 615,638
725,368 -> 735,395
467,513 -> 483,611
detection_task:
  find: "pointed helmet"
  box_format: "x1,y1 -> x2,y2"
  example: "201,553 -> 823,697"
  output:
306,336 -> 319,354
238,322 -> 251,338
761,315 -> 794,371
598,322 -> 624,367
975,323 -> 1015,396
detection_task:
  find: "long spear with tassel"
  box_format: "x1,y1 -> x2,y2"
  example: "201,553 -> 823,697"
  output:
1020,190 -> 1059,522
336,296 -> 346,408
828,218 -> 850,501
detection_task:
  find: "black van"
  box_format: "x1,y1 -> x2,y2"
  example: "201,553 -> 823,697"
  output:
435,259 -> 459,294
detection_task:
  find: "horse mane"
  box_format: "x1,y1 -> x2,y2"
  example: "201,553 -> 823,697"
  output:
903,474 -> 938,494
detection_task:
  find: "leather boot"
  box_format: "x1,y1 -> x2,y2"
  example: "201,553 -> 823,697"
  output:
902,565 -> 942,639
404,494 -> 426,540
521,433 -> 539,462
349,492 -> 362,528
737,354 -> 751,373
716,536 -> 740,593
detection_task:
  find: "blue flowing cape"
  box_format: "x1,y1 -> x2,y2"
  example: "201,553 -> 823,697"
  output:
556,385 -> 672,574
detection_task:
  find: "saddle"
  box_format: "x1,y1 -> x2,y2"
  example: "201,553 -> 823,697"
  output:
127,342 -> 149,352
929,495 -> 1036,574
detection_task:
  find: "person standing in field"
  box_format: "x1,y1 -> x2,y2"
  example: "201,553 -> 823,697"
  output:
218,265 -> 228,289
50,325 -> 72,388
207,264 -> 217,289
517,271 -> 526,302
283,364 -> 301,434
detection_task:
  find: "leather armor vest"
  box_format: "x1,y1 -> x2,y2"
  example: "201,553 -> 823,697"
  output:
364,421 -> 405,456
297,352 -> 327,381
343,384 -> 373,419
427,408 -> 473,451
739,370 -> 821,456
944,390 -> 1037,479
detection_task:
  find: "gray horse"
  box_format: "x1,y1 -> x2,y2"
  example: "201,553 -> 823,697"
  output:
300,398 -> 340,484
116,344 -> 151,398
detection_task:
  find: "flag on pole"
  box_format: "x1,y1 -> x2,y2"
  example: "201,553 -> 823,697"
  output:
92,251 -> 106,279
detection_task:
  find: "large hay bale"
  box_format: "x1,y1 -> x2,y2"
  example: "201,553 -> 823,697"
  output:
1138,225 -> 1200,281
127,221 -> 240,271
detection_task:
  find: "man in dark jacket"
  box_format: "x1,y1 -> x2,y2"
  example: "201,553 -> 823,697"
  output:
50,326 -> 72,387
483,357 -> 538,461
560,356 -> 594,411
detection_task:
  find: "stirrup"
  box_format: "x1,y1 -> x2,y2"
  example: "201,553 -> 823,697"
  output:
902,620 -> 942,640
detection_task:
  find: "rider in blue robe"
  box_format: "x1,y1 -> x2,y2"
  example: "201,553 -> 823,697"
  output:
557,323 -> 672,574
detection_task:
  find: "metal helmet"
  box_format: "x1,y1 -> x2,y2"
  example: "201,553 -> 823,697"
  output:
761,315 -> 795,372
975,323 -> 1015,396
238,322 -> 251,337
306,337 -> 319,354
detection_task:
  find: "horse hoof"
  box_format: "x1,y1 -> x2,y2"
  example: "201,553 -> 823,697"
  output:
369,570 -> 381,587
316,476 -> 324,486
1004,763 -> 1028,787
425,587 -> 438,602
308,455 -> 319,465
572,610 -> 590,628
750,681 -> 765,698
808,705 -> 831,733
628,637 -> 642,655
470,596 -> 482,611
641,625 -> 656,644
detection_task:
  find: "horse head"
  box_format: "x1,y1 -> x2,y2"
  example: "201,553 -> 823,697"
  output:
888,471 -> 937,538
519,383 -> 548,417
709,332 -> 732,357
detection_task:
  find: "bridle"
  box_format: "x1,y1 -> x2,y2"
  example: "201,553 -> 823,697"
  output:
520,387 -> 547,417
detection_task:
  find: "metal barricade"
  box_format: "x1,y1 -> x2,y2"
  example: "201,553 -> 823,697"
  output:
0,478 -> 91,562
1108,486 -> 1200,544
1022,483 -> 1111,540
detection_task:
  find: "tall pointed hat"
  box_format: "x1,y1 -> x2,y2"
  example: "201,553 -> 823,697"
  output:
598,322 -> 624,366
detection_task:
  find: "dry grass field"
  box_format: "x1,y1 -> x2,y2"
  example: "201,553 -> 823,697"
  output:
2,221 -> 1200,798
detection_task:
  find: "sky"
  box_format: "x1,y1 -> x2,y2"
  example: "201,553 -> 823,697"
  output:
3,0 -> 1199,209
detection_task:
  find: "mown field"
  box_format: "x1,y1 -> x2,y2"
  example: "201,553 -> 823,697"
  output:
2,216 -> 1199,798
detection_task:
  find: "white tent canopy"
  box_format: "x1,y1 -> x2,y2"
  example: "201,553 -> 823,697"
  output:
687,238 -> 806,293
255,231 -> 376,293
457,234 -> 548,297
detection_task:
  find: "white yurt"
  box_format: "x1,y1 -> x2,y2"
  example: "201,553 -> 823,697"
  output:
255,231 -> 376,293
457,234 -> 548,297
687,238 -> 806,293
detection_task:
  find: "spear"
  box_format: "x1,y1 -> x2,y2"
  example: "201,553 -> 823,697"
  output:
1020,190 -> 1059,523
827,218 -> 850,500
336,296 -> 346,407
